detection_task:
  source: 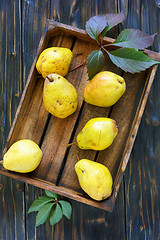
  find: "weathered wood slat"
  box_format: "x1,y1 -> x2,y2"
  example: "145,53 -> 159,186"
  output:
119,0 -> 160,239
0,0 -> 22,154
21,0 -> 51,81
0,1 -> 25,239
0,176 -> 25,240
68,0 -> 119,38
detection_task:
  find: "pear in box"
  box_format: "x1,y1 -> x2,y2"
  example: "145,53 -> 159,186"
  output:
75,159 -> 113,201
36,47 -> 73,78
83,71 -> 126,107
76,117 -> 118,150
43,73 -> 77,118
3,139 -> 42,173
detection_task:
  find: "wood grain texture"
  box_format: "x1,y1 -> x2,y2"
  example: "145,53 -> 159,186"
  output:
22,0 -> 51,83
119,0 -> 160,239
0,1 -> 25,239
21,1 -> 53,239
0,176 -> 25,240
0,0 -> 22,154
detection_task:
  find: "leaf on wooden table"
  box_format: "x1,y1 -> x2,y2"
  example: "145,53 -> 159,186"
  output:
28,196 -> 54,213
50,204 -> 63,226
45,190 -> 58,199
36,202 -> 54,226
107,48 -> 160,73
111,29 -> 157,49
87,50 -> 105,79
59,200 -> 72,219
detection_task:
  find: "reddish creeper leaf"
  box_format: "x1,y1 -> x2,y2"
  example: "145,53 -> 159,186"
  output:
112,29 -> 157,49
101,12 -> 125,37
85,15 -> 107,41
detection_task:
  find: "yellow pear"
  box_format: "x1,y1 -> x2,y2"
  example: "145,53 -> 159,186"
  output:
76,117 -> 118,150
43,73 -> 77,118
83,71 -> 126,107
75,159 -> 113,201
36,47 -> 73,78
3,139 -> 42,173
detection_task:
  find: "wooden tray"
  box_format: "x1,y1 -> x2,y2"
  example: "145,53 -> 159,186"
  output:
1,20 -> 160,211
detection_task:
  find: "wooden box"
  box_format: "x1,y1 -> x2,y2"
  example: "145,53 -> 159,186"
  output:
1,20 -> 159,211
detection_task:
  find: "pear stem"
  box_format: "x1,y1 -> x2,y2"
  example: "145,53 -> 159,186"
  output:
69,61 -> 86,72
76,155 -> 80,161
46,76 -> 53,82
0,160 -> 3,164
67,141 -> 77,147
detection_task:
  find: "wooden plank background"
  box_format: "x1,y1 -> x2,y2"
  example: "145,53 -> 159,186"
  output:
0,0 -> 160,239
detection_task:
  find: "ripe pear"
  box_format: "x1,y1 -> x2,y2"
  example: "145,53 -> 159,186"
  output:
36,47 -> 73,78
75,159 -> 113,201
76,117 -> 118,150
43,73 -> 77,118
3,139 -> 42,173
83,71 -> 126,107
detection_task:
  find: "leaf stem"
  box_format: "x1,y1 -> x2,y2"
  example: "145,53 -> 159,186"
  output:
67,142 -> 77,147
100,35 -> 103,45
76,155 -> 80,161
103,43 -> 113,48
100,45 -> 109,54
0,160 -> 3,164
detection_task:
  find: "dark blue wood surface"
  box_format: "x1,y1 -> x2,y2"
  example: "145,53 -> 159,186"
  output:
0,0 -> 160,239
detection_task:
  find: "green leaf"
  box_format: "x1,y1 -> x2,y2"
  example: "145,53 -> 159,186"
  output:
101,12 -> 125,37
85,15 -> 107,41
87,50 -> 105,79
45,190 -> 57,199
107,48 -> 160,73
111,29 -> 156,49
28,196 -> 54,213
50,204 -> 63,226
59,200 -> 72,219
36,202 -> 54,226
